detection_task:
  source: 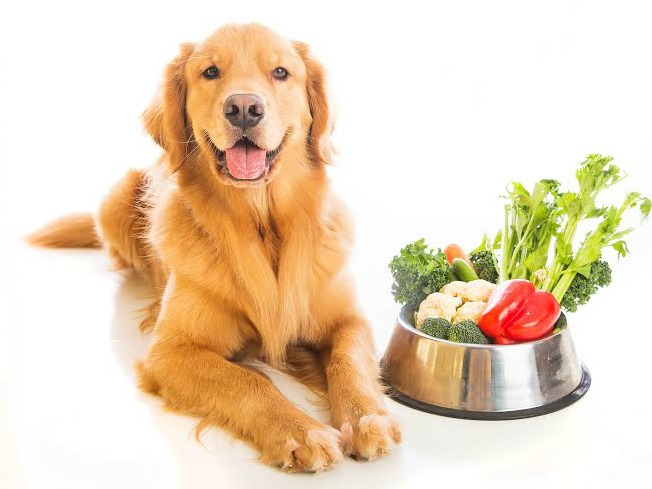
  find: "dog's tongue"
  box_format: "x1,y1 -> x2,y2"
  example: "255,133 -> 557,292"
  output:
225,140 -> 266,180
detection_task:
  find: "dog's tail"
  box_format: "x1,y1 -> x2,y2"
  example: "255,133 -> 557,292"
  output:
27,213 -> 102,249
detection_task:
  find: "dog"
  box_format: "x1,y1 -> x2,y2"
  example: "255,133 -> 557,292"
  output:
29,23 -> 401,472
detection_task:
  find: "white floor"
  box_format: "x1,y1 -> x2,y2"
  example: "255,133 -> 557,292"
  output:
2,224 -> 651,489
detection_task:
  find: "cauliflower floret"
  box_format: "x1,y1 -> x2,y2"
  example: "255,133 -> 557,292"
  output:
416,292 -> 463,327
453,301 -> 487,323
461,279 -> 496,302
439,281 -> 467,298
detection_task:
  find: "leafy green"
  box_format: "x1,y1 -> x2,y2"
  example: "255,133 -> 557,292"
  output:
560,259 -> 612,313
550,190 -> 649,303
499,154 -> 650,311
388,239 -> 455,310
501,179 -> 562,282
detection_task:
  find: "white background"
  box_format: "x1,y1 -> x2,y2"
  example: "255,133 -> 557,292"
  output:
1,1 -> 651,488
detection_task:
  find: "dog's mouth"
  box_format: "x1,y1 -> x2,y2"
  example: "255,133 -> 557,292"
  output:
206,134 -> 286,182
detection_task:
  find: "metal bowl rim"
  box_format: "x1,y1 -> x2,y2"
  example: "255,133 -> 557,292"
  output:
398,305 -> 567,349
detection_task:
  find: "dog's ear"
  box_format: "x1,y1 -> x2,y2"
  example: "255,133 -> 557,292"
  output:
293,41 -> 333,165
142,43 -> 195,165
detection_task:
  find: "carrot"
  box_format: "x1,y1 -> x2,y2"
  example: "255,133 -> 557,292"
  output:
444,244 -> 473,267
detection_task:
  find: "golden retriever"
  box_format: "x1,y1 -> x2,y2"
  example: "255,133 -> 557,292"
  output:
29,23 -> 401,472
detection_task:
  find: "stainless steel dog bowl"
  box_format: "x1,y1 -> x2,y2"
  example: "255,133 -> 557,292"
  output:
381,306 -> 590,420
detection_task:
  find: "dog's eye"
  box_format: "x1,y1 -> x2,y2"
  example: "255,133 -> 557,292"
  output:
202,66 -> 220,80
272,66 -> 289,80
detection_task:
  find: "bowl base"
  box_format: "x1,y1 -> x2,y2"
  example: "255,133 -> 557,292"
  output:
385,363 -> 591,421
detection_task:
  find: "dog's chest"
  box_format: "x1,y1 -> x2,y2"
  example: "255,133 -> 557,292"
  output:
255,217 -> 281,276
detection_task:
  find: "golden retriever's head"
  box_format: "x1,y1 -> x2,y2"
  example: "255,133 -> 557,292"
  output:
143,24 -> 332,188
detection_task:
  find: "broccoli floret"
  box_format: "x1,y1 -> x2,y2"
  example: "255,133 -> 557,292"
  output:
447,320 -> 490,344
560,259 -> 612,313
469,250 -> 499,284
420,317 -> 452,339
389,239 -> 455,310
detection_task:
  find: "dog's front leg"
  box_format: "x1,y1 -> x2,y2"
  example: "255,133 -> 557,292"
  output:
325,316 -> 402,461
138,282 -> 344,473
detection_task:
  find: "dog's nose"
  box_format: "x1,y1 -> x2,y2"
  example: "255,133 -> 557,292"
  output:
223,94 -> 265,129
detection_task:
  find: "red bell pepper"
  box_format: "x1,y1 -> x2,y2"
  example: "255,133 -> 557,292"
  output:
478,279 -> 561,343
493,336 -> 518,345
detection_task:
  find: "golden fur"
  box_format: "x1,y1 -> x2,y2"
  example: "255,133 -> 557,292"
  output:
28,24 -> 401,472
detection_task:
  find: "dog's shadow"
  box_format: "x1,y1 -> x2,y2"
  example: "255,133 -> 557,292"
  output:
109,271 -> 155,378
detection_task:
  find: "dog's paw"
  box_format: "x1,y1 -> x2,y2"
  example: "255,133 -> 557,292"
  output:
340,413 -> 402,461
261,425 -> 344,473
